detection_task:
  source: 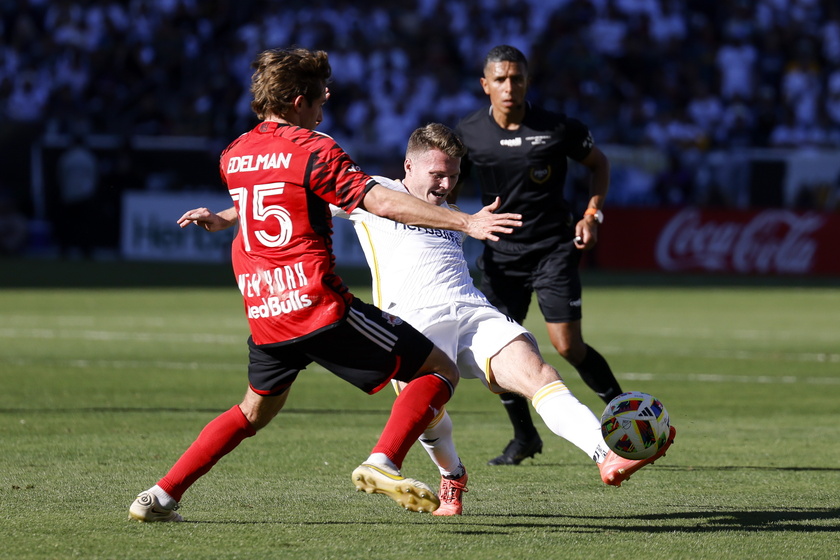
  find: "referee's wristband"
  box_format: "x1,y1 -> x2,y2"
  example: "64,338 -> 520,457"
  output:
584,208 -> 604,224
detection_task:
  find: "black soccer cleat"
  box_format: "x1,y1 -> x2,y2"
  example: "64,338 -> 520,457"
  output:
487,436 -> 543,466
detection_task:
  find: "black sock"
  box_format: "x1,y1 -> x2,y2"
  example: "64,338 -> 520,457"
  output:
499,392 -> 540,441
444,463 -> 466,479
575,344 -> 622,404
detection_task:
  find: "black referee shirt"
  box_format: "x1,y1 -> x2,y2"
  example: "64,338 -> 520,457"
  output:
455,104 -> 594,249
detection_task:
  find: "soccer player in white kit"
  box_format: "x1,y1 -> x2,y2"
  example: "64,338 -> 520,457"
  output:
332,124 -> 676,515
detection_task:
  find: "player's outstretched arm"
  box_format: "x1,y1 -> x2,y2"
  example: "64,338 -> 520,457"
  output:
363,185 -> 521,241
177,206 -> 238,232
465,197 -> 521,241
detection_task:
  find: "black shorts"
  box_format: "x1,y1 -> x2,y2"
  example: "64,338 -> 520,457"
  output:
246,298 -> 434,396
479,239 -> 582,325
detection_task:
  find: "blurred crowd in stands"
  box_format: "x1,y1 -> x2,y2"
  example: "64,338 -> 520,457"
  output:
4,0 -> 840,148
1,0 -> 840,255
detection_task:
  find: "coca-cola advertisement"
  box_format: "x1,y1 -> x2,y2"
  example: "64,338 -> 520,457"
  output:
595,208 -> 840,276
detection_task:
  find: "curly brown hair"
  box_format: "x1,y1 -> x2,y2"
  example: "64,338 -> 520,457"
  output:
250,47 -> 332,120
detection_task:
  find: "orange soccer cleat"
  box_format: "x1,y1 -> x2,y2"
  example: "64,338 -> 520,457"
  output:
599,426 -> 676,487
432,470 -> 468,516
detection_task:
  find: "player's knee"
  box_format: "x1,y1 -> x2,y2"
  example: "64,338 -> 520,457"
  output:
554,339 -> 585,364
432,365 -> 459,394
423,346 -> 460,389
437,367 -> 460,391
538,362 -> 562,385
240,389 -> 288,430
555,345 -> 573,361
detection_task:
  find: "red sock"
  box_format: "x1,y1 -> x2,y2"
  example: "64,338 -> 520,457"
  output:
372,374 -> 452,469
158,405 -> 256,501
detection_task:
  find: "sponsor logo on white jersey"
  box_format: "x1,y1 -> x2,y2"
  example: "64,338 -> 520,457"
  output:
399,223 -> 461,242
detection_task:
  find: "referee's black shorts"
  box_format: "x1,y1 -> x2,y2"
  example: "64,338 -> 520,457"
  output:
246,298 -> 434,396
479,238 -> 583,325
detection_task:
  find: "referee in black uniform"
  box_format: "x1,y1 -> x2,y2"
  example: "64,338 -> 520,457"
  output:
453,45 -> 622,466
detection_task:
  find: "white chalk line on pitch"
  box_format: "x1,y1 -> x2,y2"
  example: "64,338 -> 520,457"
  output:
0,327 -> 242,345
609,325 -> 840,344
618,372 -> 840,385
538,343 -> 840,365
0,356 -> 242,371
1,327 -> 837,384
1,327 -> 836,364
0,314 -> 246,329
0,356 -> 837,386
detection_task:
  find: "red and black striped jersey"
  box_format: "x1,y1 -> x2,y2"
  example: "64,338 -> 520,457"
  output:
220,121 -> 375,345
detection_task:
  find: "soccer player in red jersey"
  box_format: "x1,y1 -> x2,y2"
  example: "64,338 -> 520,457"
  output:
128,47 -> 522,522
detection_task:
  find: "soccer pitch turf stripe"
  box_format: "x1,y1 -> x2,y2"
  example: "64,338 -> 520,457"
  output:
595,326 -> 840,343
5,327 -> 836,364
538,344 -> 840,364
0,357 -> 242,371
0,327 -> 242,344
2,355 -> 836,385
600,347 -> 840,364
0,356 -> 337,376
619,372 -> 840,385
0,314 -> 246,328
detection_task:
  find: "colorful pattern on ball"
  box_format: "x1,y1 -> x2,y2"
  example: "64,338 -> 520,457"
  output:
600,391 -> 670,460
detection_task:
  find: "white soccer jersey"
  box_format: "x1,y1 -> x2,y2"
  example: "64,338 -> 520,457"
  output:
332,176 -> 530,386
333,176 -> 488,316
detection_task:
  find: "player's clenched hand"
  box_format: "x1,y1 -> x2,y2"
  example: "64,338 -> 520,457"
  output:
573,217 -> 599,250
177,207 -> 237,232
465,197 -> 522,241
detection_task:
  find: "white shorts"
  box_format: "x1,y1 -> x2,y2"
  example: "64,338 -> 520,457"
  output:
399,302 -> 532,392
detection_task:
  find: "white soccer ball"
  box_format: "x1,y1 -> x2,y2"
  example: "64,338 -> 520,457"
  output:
600,391 -> 670,460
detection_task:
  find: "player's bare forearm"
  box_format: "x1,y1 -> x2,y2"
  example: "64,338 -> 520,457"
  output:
177,206 -> 238,232
363,186 -> 521,241
575,146 -> 609,250
582,146 -> 610,202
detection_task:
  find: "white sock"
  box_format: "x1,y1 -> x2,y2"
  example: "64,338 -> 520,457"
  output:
149,485 -> 177,510
366,453 -> 399,474
532,381 -> 609,462
418,409 -> 463,477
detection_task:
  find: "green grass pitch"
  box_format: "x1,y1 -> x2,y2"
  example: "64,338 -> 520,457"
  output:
1,260 -> 838,559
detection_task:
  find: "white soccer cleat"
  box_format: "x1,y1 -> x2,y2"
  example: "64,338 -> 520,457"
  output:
352,463 -> 440,513
128,491 -> 184,522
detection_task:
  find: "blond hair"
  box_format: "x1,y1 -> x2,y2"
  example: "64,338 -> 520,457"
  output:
406,123 -> 467,159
